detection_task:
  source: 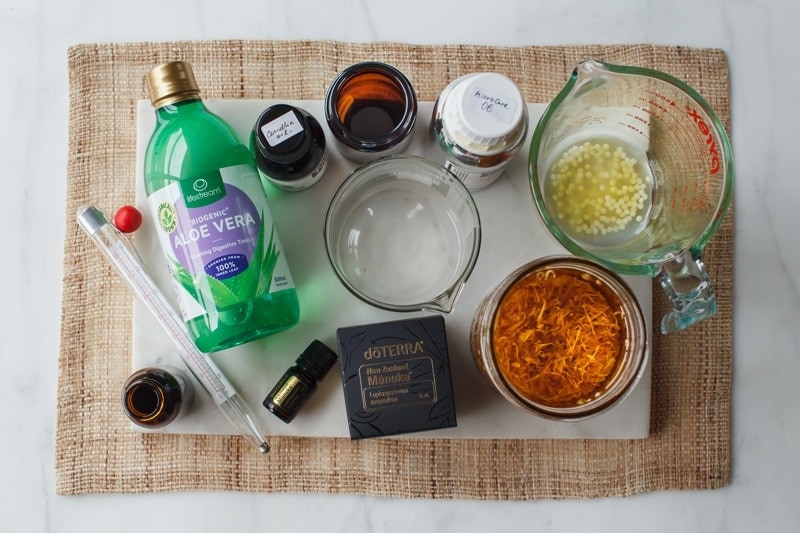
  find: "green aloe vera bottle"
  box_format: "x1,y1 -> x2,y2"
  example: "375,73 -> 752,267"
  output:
144,61 -> 300,353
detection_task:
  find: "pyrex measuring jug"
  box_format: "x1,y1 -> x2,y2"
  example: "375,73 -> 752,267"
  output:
529,60 -> 733,333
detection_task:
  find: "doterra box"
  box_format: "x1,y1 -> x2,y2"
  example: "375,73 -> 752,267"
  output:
336,315 -> 457,439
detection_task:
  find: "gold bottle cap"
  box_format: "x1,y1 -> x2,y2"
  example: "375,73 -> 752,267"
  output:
145,61 -> 201,108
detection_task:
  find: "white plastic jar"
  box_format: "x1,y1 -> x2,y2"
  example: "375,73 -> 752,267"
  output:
430,73 -> 528,191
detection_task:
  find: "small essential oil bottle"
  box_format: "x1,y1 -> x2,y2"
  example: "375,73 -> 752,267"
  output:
250,104 -> 328,192
431,72 -> 529,191
324,62 -> 417,163
122,366 -> 194,428
263,340 -> 338,423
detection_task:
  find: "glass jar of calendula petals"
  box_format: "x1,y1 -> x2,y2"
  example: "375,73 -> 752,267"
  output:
470,256 -> 647,421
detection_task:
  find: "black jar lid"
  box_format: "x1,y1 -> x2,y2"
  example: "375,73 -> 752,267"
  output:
295,340 -> 338,381
253,104 -> 313,164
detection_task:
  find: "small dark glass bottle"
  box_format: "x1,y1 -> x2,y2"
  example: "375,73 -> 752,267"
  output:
250,104 -> 328,191
122,366 -> 194,428
263,340 -> 338,423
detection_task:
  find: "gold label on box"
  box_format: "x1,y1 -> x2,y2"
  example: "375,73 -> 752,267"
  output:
358,357 -> 437,411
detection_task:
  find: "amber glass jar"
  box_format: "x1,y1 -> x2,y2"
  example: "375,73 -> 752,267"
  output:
471,256 -> 647,421
324,62 -> 417,163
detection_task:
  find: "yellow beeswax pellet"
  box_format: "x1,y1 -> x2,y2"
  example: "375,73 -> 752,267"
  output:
547,140 -> 650,236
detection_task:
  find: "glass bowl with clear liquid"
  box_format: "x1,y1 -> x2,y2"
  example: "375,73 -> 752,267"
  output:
324,155 -> 481,313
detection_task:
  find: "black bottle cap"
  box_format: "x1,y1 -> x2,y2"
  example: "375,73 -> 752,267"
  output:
296,340 -> 338,381
253,104 -> 312,164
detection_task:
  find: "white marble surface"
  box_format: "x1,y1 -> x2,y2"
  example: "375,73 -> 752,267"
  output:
1,0 -> 798,531
131,99 -> 654,441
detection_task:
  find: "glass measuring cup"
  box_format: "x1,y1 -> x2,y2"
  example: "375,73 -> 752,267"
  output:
529,60 -> 733,333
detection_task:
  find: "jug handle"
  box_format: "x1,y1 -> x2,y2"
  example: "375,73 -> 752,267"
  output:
656,249 -> 718,333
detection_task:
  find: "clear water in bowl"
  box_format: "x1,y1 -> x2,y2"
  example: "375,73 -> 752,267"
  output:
335,176 -> 468,307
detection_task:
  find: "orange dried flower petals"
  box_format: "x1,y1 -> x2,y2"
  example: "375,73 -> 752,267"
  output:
491,268 -> 624,408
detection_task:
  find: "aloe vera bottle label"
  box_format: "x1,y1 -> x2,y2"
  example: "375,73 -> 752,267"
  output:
148,164 -> 294,321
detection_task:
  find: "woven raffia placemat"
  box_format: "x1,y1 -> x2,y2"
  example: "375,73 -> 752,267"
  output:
56,40 -> 733,498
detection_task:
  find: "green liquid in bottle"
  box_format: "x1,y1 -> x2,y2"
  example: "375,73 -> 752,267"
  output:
144,61 -> 299,353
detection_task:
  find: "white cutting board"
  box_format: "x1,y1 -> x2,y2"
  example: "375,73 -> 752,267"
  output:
131,99 -> 652,440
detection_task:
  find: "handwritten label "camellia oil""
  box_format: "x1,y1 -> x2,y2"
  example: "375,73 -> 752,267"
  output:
250,104 -> 328,191
262,109 -> 305,147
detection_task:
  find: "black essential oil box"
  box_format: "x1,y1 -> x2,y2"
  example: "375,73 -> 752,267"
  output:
336,315 -> 457,439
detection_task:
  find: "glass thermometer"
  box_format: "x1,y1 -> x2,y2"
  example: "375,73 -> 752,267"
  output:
77,205 -> 270,454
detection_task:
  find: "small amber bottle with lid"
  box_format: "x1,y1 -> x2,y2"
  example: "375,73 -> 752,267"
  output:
250,104 -> 328,191
263,340 -> 338,423
122,366 -> 194,428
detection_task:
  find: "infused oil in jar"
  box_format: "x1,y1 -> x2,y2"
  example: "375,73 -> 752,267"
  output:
471,256 -> 647,420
